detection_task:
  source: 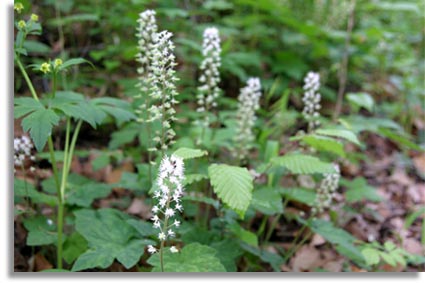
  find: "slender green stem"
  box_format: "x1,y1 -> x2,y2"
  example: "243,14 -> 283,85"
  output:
264,198 -> 289,242
66,120 -> 83,171
59,118 -> 71,203
47,137 -> 61,194
16,59 -> 39,101
159,194 -> 172,272
57,201 -> 64,269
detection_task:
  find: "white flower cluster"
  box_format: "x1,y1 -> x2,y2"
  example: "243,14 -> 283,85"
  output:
135,10 -> 158,124
14,136 -> 35,171
312,164 -> 340,215
302,71 -> 321,131
135,10 -> 157,93
196,27 -> 222,127
233,78 -> 262,160
147,155 -> 185,254
146,31 -> 179,152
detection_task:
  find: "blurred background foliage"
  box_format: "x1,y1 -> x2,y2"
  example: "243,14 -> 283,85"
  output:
15,0 -> 424,142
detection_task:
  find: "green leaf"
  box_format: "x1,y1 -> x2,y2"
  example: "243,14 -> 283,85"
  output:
210,239 -> 243,272
21,108 -> 60,151
67,182 -> 113,207
72,209 -> 152,271
346,92 -> 375,112
14,97 -> 44,118
308,219 -> 363,262
72,249 -> 114,271
251,188 -> 283,215
147,243 -> 226,272
208,164 -> 254,218
63,232 -> 88,264
51,91 -> 99,128
380,251 -> 397,267
278,187 -> 316,206
126,219 -> 157,237
23,216 -> 57,246
302,135 -> 345,157
341,177 -> 382,203
173,147 -> 208,160
14,178 -> 57,206
23,40 -> 51,53
270,153 -> 335,174
183,173 -> 209,185
362,248 -> 381,266
91,97 -> 136,126
228,222 -> 258,247
58,58 -> 93,71
315,129 -> 361,146
378,128 -> 423,151
108,123 -> 139,149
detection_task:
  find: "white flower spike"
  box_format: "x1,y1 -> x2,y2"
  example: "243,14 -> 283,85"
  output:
302,71 -> 321,132
233,78 -> 262,160
196,27 -> 222,128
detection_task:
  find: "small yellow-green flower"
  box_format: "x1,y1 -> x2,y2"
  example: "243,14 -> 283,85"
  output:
17,20 -> 26,29
14,3 -> 24,13
40,62 -> 51,74
54,59 -> 63,69
30,14 -> 39,22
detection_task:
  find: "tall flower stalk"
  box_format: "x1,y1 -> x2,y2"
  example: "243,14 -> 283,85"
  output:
312,164 -> 341,215
148,155 -> 185,272
196,27 -> 222,143
302,71 -> 321,133
135,10 -> 158,182
147,31 -> 179,156
233,78 -> 262,161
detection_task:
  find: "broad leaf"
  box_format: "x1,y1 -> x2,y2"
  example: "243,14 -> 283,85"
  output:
251,188 -> 283,215
58,58 -> 93,71
63,232 -> 88,264
279,187 -> 316,206
23,216 -> 57,246
72,209 -> 153,271
173,147 -> 208,160
208,164 -> 253,218
147,243 -> 226,272
270,153 -> 335,174
14,97 -> 44,118
346,92 -> 374,112
341,177 -> 382,203
21,108 -> 59,151
316,129 -> 361,146
362,248 -> 380,266
302,135 -> 345,157
14,178 -> 57,206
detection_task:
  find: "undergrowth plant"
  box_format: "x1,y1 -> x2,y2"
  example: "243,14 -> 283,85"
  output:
13,2 -> 425,273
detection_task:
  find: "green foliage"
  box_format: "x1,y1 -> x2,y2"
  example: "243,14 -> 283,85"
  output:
173,147 -> 208,160
341,177 -> 382,203
270,153 -> 336,174
251,188 -> 283,215
361,241 -> 410,268
308,219 -> 364,263
315,129 -> 361,146
23,216 -> 57,246
302,134 -> 345,157
72,209 -> 154,271
21,108 -> 59,151
346,92 -> 375,112
208,164 -> 254,218
147,243 -> 226,272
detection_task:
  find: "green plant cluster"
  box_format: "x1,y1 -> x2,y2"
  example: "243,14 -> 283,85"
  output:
13,0 -> 424,272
